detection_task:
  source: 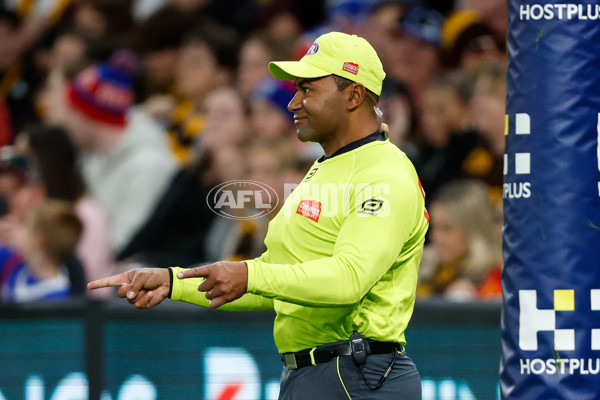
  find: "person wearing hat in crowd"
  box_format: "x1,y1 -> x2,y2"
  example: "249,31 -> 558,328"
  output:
440,9 -> 506,72
52,50 -> 177,257
386,6 -> 445,110
88,32 -> 428,399
457,0 -> 508,41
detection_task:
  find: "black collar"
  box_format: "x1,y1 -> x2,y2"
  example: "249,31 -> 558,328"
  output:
318,130 -> 386,162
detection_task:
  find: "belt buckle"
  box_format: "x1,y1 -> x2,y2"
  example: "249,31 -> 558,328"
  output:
283,353 -> 298,370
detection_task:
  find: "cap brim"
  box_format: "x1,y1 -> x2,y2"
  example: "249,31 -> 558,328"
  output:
269,61 -> 331,81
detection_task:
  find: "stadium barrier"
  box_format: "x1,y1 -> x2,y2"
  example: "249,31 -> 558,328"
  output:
0,299 -> 501,400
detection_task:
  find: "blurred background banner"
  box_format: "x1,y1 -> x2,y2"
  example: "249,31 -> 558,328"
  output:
501,1 -> 600,399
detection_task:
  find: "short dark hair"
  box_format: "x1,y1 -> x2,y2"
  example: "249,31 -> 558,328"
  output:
182,22 -> 239,70
132,5 -> 192,54
331,75 -> 380,108
0,8 -> 21,30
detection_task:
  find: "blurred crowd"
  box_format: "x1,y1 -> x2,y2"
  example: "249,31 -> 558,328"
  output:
0,0 -> 507,304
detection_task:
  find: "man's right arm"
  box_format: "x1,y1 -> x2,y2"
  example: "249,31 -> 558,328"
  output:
169,259 -> 274,311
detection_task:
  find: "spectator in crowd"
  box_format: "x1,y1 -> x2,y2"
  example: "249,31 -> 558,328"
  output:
164,23 -> 239,165
0,148 -> 26,215
8,125 -> 113,299
0,149 -> 87,297
468,60 -> 507,207
2,0 -> 79,33
237,34 -> 291,98
34,29 -> 92,126
0,8 -> 39,138
250,78 -> 296,139
116,76 -> 248,270
114,88 -> 242,269
200,86 -> 254,261
115,149 -> 215,268
457,0 -> 508,41
385,6 -> 445,111
72,0 -> 133,44
290,0 -> 369,61
247,136 -> 299,210
200,86 -> 250,181
49,50 -> 177,257
132,4 -> 192,97
250,77 -> 323,160
24,26 -> 89,94
0,199 -> 83,303
378,78 -> 420,161
169,0 -> 256,38
363,1 -> 407,77
417,179 -> 502,301
252,0 -> 308,49
440,9 -> 506,72
323,0 -> 372,34
44,28 -> 91,75
413,70 -> 482,202
121,85 -> 250,266
0,0 -> 510,305
206,136 -> 300,262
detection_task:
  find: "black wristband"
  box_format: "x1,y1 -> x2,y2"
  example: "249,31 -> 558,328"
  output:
168,268 -> 173,299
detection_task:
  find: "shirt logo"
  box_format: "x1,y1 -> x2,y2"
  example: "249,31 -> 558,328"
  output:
306,42 -> 319,56
357,199 -> 383,216
296,200 -> 321,222
303,167 -> 319,181
343,62 -> 359,75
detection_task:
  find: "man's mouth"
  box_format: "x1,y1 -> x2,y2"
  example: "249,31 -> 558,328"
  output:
294,116 -> 307,124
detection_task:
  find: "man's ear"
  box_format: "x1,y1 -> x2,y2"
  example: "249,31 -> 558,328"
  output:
347,83 -> 366,111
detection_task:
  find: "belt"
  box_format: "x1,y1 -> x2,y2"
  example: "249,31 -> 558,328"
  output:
282,339 -> 402,370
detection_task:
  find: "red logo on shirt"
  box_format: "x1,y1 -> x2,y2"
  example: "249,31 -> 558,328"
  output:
343,62 -> 359,75
296,200 -> 321,222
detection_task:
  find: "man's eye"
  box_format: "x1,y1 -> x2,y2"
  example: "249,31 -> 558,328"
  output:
303,87 -> 309,93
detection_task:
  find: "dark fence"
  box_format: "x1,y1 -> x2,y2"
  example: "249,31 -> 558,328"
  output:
0,299 -> 501,400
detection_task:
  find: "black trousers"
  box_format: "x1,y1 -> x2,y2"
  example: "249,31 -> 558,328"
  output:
278,352 -> 421,400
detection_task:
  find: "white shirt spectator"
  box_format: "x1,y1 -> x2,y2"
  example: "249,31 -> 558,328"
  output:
81,108 -> 177,253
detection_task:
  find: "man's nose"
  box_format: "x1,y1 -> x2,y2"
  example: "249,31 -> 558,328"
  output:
288,91 -> 302,112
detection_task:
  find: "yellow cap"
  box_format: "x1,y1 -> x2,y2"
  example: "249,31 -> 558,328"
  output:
268,31 -> 386,96
441,10 -> 481,49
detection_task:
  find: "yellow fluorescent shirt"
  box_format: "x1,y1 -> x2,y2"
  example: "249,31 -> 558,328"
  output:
171,136 -> 429,353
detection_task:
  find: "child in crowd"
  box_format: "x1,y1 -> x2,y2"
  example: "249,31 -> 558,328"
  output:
0,200 -> 83,303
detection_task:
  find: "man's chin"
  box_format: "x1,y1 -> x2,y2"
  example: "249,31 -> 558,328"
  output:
296,130 -> 311,142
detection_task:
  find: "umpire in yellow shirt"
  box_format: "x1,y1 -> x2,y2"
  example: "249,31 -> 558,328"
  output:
89,31 -> 429,399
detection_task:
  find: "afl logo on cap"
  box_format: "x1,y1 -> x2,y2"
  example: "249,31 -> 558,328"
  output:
306,42 -> 319,56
